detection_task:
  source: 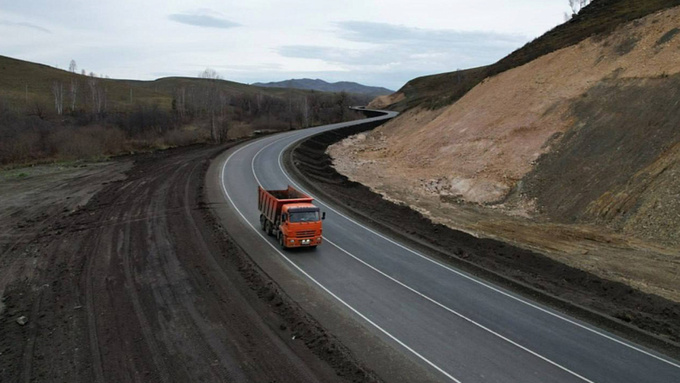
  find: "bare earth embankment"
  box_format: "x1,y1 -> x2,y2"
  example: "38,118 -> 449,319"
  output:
0,146 -> 379,382
329,7 -> 680,306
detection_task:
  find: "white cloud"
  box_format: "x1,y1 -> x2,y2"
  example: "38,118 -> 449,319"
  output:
277,22 -> 526,88
168,11 -> 240,29
0,19 -> 51,33
0,0 -> 571,89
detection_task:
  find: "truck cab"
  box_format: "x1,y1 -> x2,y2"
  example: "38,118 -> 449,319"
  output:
258,185 -> 325,249
279,204 -> 324,248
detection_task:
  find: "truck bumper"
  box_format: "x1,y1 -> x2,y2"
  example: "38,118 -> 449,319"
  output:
286,236 -> 322,248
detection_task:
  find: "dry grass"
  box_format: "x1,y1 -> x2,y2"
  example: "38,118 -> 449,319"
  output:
384,0 -> 680,111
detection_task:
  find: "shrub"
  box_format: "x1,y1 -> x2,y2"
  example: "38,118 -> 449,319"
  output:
46,125 -> 127,160
0,131 -> 41,164
163,127 -> 209,147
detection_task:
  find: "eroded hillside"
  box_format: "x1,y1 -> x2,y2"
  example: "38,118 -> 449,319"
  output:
330,6 -> 680,301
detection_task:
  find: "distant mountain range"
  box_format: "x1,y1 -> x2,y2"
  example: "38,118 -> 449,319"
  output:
252,78 -> 394,98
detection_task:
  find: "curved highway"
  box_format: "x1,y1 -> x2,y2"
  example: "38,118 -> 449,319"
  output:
212,111 -> 680,383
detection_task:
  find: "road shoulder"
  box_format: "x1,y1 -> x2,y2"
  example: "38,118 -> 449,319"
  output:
205,141 -> 444,383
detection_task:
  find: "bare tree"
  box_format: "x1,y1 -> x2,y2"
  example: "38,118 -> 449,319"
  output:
195,68 -> 228,141
81,69 -> 86,76
69,79 -> 78,111
569,0 -> 591,16
199,68 -> 222,80
300,96 -> 310,128
172,87 -> 187,120
69,59 -> 77,73
201,84 -> 229,143
256,92 -> 263,114
88,75 -> 106,117
51,81 -> 64,115
208,87 -> 229,143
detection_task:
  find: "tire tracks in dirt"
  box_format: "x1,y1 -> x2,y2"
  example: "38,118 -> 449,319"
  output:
2,144 -> 374,382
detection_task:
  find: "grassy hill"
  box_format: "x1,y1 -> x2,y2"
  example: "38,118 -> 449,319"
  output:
0,55 -> 329,113
383,0 -> 680,111
0,55 -> 369,165
1,55 -> 167,111
381,66 -> 488,112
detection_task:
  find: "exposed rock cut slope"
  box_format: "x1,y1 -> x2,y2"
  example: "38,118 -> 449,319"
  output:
334,5 -> 680,218
330,6 -> 680,301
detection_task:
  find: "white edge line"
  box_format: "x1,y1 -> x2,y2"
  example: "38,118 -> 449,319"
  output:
274,121 -> 680,371
248,135 -> 597,382
322,238 -> 594,383
219,139 -> 463,383
246,132 -> 595,382
253,132 -> 594,381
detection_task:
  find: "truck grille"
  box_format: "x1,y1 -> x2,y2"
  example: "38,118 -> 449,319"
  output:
296,230 -> 316,238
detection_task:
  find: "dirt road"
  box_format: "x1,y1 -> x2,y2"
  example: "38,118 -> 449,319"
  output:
0,145 -> 377,382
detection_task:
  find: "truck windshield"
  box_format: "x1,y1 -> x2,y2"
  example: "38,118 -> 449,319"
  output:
289,211 -> 319,222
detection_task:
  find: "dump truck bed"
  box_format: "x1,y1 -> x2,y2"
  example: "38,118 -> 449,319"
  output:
258,186 -> 314,224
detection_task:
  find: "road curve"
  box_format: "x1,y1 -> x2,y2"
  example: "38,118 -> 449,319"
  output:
212,110 -> 680,383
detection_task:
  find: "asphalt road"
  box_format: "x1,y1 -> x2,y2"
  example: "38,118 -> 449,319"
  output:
213,111 -> 680,383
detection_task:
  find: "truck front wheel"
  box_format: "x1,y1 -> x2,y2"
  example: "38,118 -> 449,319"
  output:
278,234 -> 286,249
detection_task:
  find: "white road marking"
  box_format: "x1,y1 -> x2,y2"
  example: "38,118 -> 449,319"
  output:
273,127 -> 680,371
251,134 -> 595,382
220,139 -> 463,383
219,112 -> 680,383
246,130 -> 593,381
323,238 -> 594,382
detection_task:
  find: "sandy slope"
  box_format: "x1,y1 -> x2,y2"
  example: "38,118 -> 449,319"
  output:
334,6 -> 680,205
329,6 -> 680,301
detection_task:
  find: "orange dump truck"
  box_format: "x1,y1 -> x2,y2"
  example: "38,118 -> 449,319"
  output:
258,185 -> 325,249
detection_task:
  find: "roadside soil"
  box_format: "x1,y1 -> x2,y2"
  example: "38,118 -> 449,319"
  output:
330,128 -> 680,304
0,144 -> 380,382
329,7 -> 680,305
288,125 -> 680,359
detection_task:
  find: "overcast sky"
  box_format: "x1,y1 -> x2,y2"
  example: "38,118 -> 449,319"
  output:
0,0 -> 572,90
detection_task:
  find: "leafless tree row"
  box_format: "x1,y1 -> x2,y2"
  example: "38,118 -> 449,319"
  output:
87,76 -> 107,117
51,81 -> 64,115
37,66 -> 367,152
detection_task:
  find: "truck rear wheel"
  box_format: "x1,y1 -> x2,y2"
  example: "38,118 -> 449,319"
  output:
260,215 -> 266,231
